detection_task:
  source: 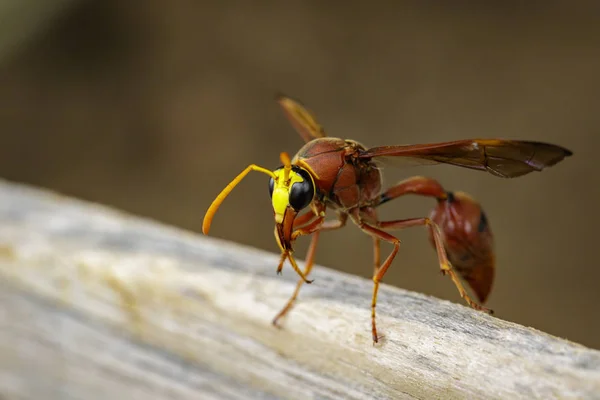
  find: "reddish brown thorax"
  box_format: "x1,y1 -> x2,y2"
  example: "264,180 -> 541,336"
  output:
429,191 -> 495,303
292,138 -> 382,210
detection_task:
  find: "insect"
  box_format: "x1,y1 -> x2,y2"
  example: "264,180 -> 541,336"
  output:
202,95 -> 572,344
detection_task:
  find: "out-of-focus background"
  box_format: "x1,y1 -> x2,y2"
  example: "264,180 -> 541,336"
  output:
0,1 -> 597,348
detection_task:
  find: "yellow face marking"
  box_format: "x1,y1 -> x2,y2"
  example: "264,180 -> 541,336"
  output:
272,168 -> 305,223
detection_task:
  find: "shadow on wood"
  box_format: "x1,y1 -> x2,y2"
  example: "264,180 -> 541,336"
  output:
0,180 -> 598,400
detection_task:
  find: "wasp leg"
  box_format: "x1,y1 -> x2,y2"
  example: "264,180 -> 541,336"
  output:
377,217 -> 492,314
292,209 -> 318,229
275,213 -> 325,281
374,177 -> 492,313
361,208 -> 381,276
349,210 -> 402,344
276,203 -> 330,281
373,236 -> 381,276
275,209 -> 318,276
273,214 -> 347,327
291,215 -> 325,240
275,248 -> 314,284
375,176 -> 447,206
273,231 -> 320,328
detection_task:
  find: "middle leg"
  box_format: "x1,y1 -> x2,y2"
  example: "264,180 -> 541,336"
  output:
350,209 -> 402,344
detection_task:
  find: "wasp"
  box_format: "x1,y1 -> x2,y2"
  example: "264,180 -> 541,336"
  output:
202,95 -> 572,344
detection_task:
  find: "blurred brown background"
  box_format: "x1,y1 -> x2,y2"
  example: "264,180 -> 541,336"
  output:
0,1 -> 598,348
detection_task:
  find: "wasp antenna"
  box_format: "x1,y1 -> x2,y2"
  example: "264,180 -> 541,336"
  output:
202,164 -> 276,235
280,152 -> 292,181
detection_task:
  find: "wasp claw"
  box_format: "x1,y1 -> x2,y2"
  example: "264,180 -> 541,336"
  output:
272,318 -> 283,329
372,334 -> 385,345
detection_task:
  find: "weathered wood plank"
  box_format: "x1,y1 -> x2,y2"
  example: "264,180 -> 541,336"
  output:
0,180 -> 598,400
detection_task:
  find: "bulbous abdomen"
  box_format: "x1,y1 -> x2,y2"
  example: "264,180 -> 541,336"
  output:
428,191 -> 495,303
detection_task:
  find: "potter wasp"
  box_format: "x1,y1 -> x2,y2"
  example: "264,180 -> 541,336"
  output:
203,95 -> 572,344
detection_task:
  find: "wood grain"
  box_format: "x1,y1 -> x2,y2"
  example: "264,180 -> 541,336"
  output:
0,180 -> 598,400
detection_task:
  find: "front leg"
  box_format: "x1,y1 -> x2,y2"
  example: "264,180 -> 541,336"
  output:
273,212 -> 348,327
274,204 -> 325,279
292,209 -> 319,229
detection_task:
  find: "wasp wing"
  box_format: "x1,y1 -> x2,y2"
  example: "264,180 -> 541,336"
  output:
359,139 -> 572,178
276,94 -> 327,143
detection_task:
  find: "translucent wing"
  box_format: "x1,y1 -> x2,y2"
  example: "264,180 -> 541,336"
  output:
276,94 -> 327,143
359,139 -> 572,178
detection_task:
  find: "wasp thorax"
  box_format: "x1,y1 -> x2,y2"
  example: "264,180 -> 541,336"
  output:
269,165 -> 315,222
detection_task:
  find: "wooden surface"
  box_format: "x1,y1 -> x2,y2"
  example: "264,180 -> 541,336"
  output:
0,180 -> 598,400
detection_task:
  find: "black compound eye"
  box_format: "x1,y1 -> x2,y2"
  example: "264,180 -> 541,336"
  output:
289,181 -> 313,211
289,167 -> 314,211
